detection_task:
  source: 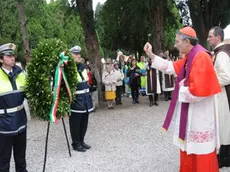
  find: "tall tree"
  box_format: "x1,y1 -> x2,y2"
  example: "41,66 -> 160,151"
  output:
163,1 -> 182,50
94,2 -> 103,22
150,0 -> 165,54
99,0 -> 151,56
74,0 -> 102,99
18,0 -> 30,62
175,0 -> 190,26
0,0 -> 86,66
177,0 -> 230,46
0,0 -> 19,43
98,0 -> 180,56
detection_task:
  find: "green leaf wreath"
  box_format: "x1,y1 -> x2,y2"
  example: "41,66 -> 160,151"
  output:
25,38 -> 78,121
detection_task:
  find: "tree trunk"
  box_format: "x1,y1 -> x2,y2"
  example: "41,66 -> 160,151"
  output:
188,0 -> 207,47
152,2 -> 164,55
187,0 -> 228,47
75,0 -> 102,104
18,0 -> 30,63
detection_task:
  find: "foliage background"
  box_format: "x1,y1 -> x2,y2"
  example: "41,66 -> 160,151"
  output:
0,0 -> 229,61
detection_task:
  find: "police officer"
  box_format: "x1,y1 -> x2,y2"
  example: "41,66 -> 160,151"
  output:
69,45 -> 94,152
0,43 -> 28,171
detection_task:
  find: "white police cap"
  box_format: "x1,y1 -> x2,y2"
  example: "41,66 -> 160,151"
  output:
0,43 -> 16,56
69,45 -> 81,54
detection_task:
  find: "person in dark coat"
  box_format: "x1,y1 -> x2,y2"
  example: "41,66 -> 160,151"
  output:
127,59 -> 141,104
69,45 -> 94,152
0,43 -> 28,172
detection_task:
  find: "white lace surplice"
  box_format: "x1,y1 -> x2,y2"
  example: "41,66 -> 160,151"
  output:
151,55 -> 219,155
174,86 -> 219,155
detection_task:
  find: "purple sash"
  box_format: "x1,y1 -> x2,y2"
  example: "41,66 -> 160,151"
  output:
162,44 -> 207,141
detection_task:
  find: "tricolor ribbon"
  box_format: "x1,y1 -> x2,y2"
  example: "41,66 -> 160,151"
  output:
49,51 -> 72,122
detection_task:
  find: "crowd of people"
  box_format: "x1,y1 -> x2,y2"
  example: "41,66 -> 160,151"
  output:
101,51 -> 175,108
0,24 -> 229,172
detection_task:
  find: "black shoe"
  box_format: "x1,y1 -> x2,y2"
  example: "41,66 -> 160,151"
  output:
119,102 -> 122,105
224,157 -> 230,167
218,145 -> 230,168
218,157 -> 230,168
81,142 -> 91,149
168,96 -> 172,100
222,157 -> 230,168
132,100 -> 136,104
136,100 -> 140,103
164,98 -> 168,101
154,102 -> 159,106
72,143 -> 87,152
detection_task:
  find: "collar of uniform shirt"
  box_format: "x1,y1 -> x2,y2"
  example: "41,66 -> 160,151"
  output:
1,66 -> 13,74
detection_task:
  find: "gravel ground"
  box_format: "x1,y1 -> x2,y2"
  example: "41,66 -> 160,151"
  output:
10,96 -> 230,172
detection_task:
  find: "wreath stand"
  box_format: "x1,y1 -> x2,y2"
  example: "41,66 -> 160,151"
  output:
42,117 -> 71,172
24,39 -> 78,172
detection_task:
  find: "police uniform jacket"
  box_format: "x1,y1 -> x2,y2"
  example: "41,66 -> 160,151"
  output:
70,63 -> 94,114
0,65 -> 27,135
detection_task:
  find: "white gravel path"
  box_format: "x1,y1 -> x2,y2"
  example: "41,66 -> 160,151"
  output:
10,96 -> 230,172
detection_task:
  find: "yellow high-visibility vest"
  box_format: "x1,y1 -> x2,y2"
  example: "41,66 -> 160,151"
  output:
76,68 -> 88,83
0,69 -> 25,94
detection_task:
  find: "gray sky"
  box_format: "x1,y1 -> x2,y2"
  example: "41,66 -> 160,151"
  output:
46,0 -> 107,11
93,0 -> 106,10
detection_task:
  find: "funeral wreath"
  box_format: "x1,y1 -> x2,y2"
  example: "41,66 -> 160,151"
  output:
25,39 -> 78,121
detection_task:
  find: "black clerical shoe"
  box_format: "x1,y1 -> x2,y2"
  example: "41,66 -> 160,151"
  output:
154,102 -> 159,106
81,142 -> 91,149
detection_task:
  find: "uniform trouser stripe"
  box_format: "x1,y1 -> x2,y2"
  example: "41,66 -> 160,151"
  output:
0,125 -> 26,135
71,107 -> 94,113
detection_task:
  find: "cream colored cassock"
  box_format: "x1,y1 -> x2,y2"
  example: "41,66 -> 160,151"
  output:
214,44 -> 230,146
151,55 -> 219,155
